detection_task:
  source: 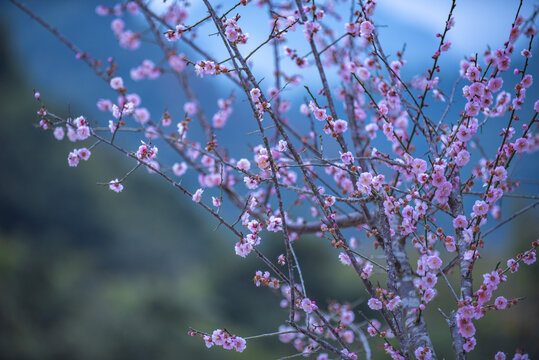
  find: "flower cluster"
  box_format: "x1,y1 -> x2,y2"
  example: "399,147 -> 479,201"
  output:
195,329 -> 246,353
130,60 -> 162,81
253,270 -> 280,289
110,18 -> 140,50
164,24 -> 186,42
222,16 -> 249,44
194,60 -> 230,78
250,88 -> 271,118
67,148 -> 91,167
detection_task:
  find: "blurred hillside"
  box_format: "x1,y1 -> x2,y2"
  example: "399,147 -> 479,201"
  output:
0,25 -> 285,359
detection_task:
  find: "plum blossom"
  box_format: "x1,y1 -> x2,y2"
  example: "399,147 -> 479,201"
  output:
109,179 -> 123,193
235,240 -> 253,258
360,20 -> 374,38
109,76 -> 124,90
300,297 -> 318,313
367,298 -> 383,310
411,158 -> 427,174
67,150 -> 79,167
332,119 -> 348,134
452,215 -> 467,229
192,188 -> 203,203
340,151 -> 354,165
172,162 -> 187,177
426,255 -> 442,270
472,200 -> 488,216
53,127 -> 65,140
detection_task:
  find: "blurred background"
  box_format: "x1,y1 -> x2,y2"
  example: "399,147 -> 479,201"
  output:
1,0 -> 538,359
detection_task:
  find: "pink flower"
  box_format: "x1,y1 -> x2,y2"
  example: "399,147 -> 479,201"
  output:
414,346 -> 432,360
169,54 -> 186,72
67,127 -> 78,142
339,252 -> 352,265
513,138 -> 528,153
434,181 -> 452,204
211,329 -> 225,345
134,108 -> 150,124
422,288 -> 436,303
465,66 -> 480,81
340,309 -> 355,324
212,196 -> 221,207
203,335 -> 214,348
452,215 -> 467,229
172,162 -> 187,177
109,76 -> 124,90
367,319 -> 381,336
245,234 -> 260,246
108,120 -> 117,133
250,88 -> 261,102
358,172 -> 373,186
359,20 -> 374,38
277,140 -> 287,152
440,41 -> 451,51
487,77 -> 503,92
247,220 -> 262,233
463,336 -> 476,352
235,241 -> 253,257
361,262 -> 373,279
387,296 -> 401,311
340,151 -> 354,165
300,297 -> 318,313
237,158 -> 251,171
494,296 -> 507,310
483,271 -> 501,290
342,330 -> 354,343
256,154 -> 270,170
367,298 -> 383,310
427,255 -> 442,270
472,200 -> 488,216
333,119 -> 348,133
76,125 -> 91,140
77,148 -> 91,161
192,188 -> 203,203
53,127 -> 65,140
95,5 -> 108,16
267,215 -> 283,232
456,125 -> 473,142
465,101 -> 480,117
455,149 -> 470,167
445,236 -> 456,252
494,351 -> 506,360
507,258 -> 519,273
521,74 -> 533,88
402,205 -> 414,219
109,179 -> 123,193
411,158 -> 427,174
232,337 -> 246,352
522,250 -> 536,265
314,108 -> 328,122
244,176 -> 260,190
67,150 -> 79,167
324,196 -> 336,207
457,317 -> 476,338
136,142 -> 158,161
341,349 -> 357,359
492,166 -> 507,182
422,273 -> 437,288
458,305 -> 475,319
